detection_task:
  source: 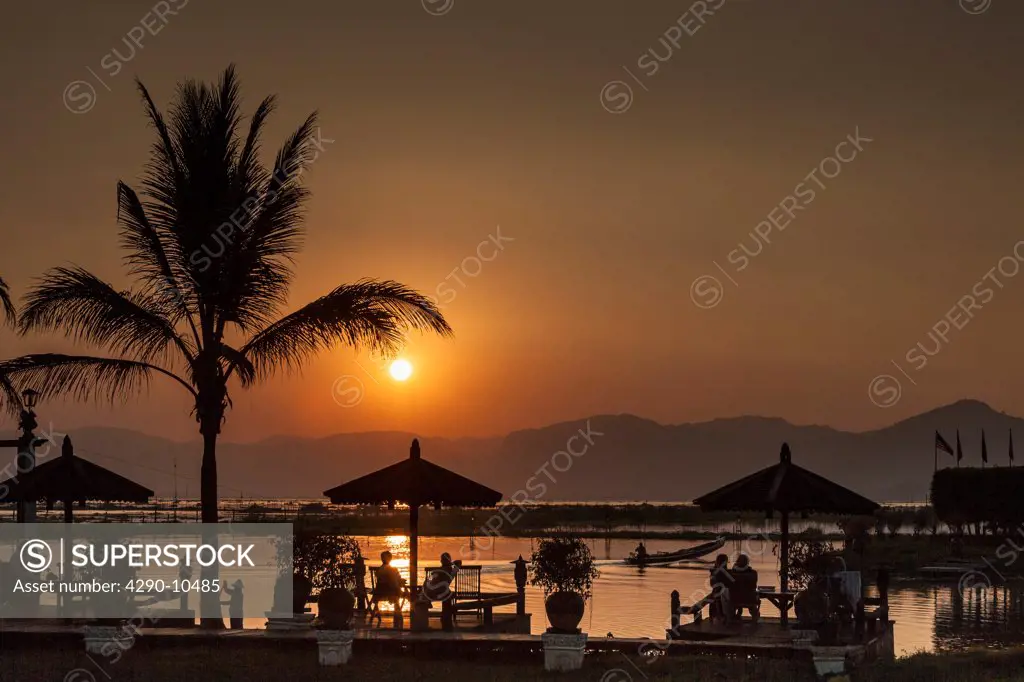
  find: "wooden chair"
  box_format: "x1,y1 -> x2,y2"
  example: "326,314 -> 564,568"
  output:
863,596 -> 889,634
727,568 -> 760,622
368,566 -> 408,626
335,562 -> 368,610
422,565 -> 482,610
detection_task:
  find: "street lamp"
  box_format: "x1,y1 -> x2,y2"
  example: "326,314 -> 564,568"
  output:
15,388 -> 40,523
18,389 -> 39,440
21,388 -> 38,410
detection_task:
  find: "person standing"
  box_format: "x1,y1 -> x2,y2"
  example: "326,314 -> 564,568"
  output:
221,579 -> 244,629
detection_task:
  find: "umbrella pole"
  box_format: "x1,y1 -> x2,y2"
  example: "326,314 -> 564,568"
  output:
64,498 -> 73,523
410,504 -> 419,594
780,511 -> 789,594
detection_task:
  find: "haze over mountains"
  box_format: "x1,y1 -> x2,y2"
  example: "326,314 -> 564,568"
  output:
5,400 -> 1016,504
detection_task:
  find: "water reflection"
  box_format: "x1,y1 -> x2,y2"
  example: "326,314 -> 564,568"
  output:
936,583 -> 1024,650
242,533 -> 1024,655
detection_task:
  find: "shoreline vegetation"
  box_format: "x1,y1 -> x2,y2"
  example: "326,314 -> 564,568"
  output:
10,501 -> 1021,579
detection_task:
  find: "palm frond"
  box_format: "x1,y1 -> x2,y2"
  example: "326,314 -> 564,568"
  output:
235,95 -> 276,192
0,354 -> 192,406
116,182 -> 198,332
18,267 -> 194,364
240,279 -> 453,379
134,77 -> 184,237
0,275 -> 15,325
216,112 -> 318,332
154,69 -> 240,304
0,369 -> 22,418
219,343 -> 256,386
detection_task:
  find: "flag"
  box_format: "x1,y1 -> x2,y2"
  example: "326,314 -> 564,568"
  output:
935,431 -> 954,456
956,429 -> 963,464
982,430 -> 988,464
1011,429 -> 1015,465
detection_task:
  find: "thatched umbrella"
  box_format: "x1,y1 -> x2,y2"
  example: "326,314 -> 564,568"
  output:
0,435 -> 153,521
693,442 -> 879,593
323,438 -> 502,593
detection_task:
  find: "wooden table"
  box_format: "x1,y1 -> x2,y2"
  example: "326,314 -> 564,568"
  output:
759,591 -> 798,626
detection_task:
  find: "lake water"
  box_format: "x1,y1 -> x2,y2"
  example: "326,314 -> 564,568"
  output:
11,495 -> 1022,654
346,534 -> 1024,657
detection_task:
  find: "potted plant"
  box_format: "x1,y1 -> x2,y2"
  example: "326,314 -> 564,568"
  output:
315,586 -> 357,666
317,587 -> 356,630
269,526 -> 360,633
529,536 -> 599,633
291,572 -> 313,615
275,525 -> 361,616
791,539 -> 850,643
81,563 -> 134,653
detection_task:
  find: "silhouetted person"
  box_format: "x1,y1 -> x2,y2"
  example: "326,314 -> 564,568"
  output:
709,553 -> 732,623
729,554 -> 759,622
424,552 -> 460,631
354,554 -> 368,611
372,551 -> 405,627
221,579 -> 244,629
634,542 -> 648,564
179,565 -> 192,613
877,566 -> 890,605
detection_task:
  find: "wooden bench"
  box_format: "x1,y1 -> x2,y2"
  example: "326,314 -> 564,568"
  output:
668,592 -> 715,636
451,593 -> 521,626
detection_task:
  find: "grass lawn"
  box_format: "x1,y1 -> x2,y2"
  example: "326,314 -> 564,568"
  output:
5,645 -> 1024,681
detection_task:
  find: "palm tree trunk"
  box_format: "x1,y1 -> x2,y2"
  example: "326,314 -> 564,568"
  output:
199,417 -> 224,628
200,428 -> 219,523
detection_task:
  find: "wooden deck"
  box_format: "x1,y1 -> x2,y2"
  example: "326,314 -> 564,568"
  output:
348,609 -> 530,634
674,616 -> 818,643
667,614 -> 896,670
0,617 -> 895,676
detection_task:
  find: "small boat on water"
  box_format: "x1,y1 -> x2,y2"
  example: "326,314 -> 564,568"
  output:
624,537 -> 726,566
918,559 -> 991,582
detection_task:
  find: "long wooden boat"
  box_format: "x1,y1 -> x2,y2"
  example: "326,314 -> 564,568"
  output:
624,537 -> 726,566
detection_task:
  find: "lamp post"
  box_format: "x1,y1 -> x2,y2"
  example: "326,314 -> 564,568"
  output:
512,555 -> 528,617
15,388 -> 39,523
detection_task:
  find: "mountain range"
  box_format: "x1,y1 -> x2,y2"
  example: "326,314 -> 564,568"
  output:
4,399 -> 1017,504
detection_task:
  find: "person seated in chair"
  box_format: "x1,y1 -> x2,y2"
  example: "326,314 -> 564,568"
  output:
423,553 -> 460,600
728,553 -> 760,622
708,554 -> 732,623
371,551 -> 406,627
423,552 -> 461,631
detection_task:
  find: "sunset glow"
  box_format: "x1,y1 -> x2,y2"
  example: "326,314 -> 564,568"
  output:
389,359 -> 413,382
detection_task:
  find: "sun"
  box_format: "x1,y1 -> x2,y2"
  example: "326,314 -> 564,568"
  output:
389,358 -> 413,381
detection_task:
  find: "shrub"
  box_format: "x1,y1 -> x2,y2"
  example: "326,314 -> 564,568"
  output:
932,468 -> 1024,528
788,538 -> 841,592
528,535 -> 599,600
276,524 -> 363,594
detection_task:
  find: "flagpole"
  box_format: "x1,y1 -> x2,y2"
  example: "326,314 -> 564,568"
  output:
931,439 -> 937,505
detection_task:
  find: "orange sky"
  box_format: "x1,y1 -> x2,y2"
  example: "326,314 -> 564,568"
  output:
1,0 -> 1023,442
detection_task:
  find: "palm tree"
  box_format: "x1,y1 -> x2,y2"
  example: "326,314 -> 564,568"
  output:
0,275 -> 21,414
0,276 -> 14,325
3,66 -> 452,523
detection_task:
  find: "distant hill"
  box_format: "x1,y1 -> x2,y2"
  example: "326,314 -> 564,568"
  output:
3,399 -> 1017,503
